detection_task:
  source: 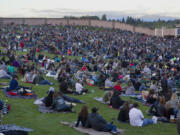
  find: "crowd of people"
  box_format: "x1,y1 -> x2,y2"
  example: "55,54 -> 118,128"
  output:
0,23 -> 180,134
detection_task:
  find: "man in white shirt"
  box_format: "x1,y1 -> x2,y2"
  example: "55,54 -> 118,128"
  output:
75,80 -> 88,94
129,102 -> 157,126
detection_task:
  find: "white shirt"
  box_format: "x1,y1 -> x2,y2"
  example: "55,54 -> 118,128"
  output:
75,83 -> 83,94
170,59 -> 174,65
0,69 -> 9,78
105,79 -> 113,88
158,56 -> 162,61
129,108 -> 144,126
143,67 -> 151,75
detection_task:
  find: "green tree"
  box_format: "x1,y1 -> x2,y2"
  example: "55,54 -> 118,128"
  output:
101,14 -> 107,21
122,17 -> 125,23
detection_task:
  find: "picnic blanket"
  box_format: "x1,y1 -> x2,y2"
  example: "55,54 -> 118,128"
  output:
94,97 -> 120,110
121,92 -> 151,106
34,98 -> 57,113
121,93 -> 141,97
38,104 -> 58,113
38,104 -> 73,114
0,124 -> 33,135
3,88 -> 37,99
0,83 -> 9,90
0,83 -> 9,86
46,72 -> 56,78
94,97 -> 106,104
34,98 -> 44,105
60,122 -> 124,135
130,97 -> 151,107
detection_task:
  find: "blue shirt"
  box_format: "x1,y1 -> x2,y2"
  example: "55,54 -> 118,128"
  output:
9,78 -> 18,90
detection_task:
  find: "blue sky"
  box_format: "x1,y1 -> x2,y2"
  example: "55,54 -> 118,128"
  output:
1,0 -> 180,20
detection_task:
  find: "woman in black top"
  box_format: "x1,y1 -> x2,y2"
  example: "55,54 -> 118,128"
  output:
75,106 -> 88,127
59,79 -> 73,94
146,89 -> 157,104
117,101 -> 130,122
110,91 -> 124,109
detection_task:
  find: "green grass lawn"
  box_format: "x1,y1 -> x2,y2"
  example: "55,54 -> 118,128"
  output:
0,53 -> 178,135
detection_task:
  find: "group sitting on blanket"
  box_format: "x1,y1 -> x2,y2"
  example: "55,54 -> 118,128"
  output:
6,75 -> 34,96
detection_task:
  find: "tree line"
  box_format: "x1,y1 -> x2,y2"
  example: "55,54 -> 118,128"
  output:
63,14 -> 180,29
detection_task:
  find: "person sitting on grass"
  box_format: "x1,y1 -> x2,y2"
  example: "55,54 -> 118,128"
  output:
125,81 -> 135,95
113,81 -> 123,92
129,102 -> 157,126
75,106 -> 88,127
7,75 -> 32,94
0,67 -> 11,79
85,107 -> 118,134
117,101 -> 130,123
7,63 -> 15,76
146,89 -> 157,105
23,71 -> 35,83
110,91 -> 124,109
105,77 -> 113,90
43,87 -> 55,107
103,90 -> 114,104
75,80 -> 88,95
59,79 -> 74,94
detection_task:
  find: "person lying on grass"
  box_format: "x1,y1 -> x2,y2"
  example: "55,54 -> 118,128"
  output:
43,88 -> 84,108
51,91 -> 75,112
32,71 -> 53,85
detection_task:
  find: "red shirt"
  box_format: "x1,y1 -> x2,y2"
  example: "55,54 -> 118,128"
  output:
36,48 -> 39,52
20,42 -> 24,48
114,84 -> 122,91
81,66 -> 87,71
68,49 -> 71,55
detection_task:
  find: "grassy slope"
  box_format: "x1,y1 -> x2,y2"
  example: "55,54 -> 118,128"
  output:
0,52 -> 177,135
